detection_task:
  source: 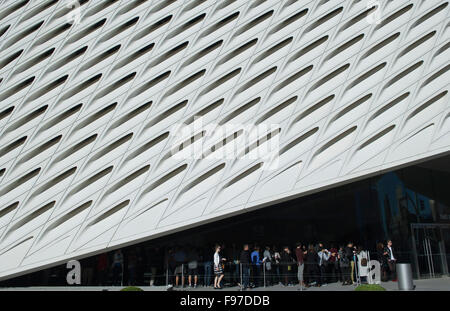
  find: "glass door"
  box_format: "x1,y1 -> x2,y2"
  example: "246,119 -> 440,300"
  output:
441,226 -> 450,275
411,224 -> 449,278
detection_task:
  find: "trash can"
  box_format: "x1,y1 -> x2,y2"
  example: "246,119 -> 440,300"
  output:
396,263 -> 415,291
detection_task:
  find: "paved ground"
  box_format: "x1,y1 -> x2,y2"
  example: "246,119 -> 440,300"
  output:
1,277 -> 449,291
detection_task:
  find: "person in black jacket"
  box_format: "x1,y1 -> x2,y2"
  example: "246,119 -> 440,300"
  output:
239,244 -> 251,290
384,240 -> 397,281
305,244 -> 321,287
280,246 -> 295,286
344,242 -> 356,285
338,246 -> 351,285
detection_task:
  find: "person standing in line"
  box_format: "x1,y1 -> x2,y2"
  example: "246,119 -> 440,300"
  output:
251,246 -> 262,287
262,246 -> 273,286
315,242 -> 324,253
345,242 -> 356,284
220,243 -> 228,285
165,247 -> 176,287
230,243 -> 240,286
338,245 -> 351,285
305,244 -> 320,287
328,245 -> 339,283
385,240 -> 397,281
280,246 -> 295,286
174,246 -> 187,288
240,244 -> 251,290
111,249 -> 123,286
344,242 -> 355,285
203,245 -> 214,287
318,246 -> 330,286
213,244 -> 226,289
356,246 -> 369,284
187,247 -> 199,288
272,246 -> 281,285
295,242 -> 306,289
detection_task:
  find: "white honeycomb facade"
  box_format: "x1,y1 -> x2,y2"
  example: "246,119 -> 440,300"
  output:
0,0 -> 449,280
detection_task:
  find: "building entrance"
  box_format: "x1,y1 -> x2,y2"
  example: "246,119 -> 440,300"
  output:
411,223 -> 450,278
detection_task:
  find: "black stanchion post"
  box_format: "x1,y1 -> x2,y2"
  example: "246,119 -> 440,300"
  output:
263,262 -> 266,288
181,263 -> 184,288
239,262 -> 242,288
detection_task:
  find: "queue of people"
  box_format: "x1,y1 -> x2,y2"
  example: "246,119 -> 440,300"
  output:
46,240 -> 397,288
0,239 -> 398,288
163,240 -> 398,290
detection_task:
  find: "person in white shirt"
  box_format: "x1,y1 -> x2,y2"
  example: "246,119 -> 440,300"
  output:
213,245 -> 226,289
318,247 -> 330,285
273,247 -> 282,284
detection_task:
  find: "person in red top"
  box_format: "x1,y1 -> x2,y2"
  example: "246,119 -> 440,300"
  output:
295,242 -> 306,288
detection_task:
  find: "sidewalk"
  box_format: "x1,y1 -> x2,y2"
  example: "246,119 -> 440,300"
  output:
1,277 -> 449,291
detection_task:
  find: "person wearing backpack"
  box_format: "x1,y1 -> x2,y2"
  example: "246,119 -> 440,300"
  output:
356,246 -> 369,284
280,246 -> 295,286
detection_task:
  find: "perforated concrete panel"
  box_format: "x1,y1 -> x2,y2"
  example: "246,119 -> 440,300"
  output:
0,0 -> 449,280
